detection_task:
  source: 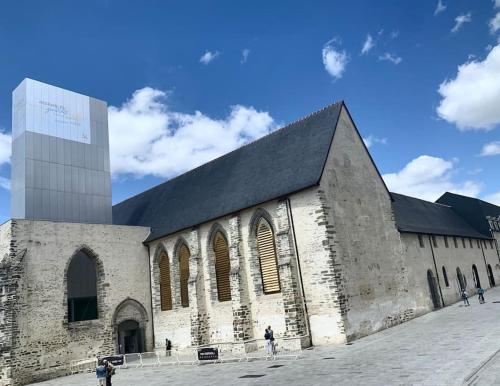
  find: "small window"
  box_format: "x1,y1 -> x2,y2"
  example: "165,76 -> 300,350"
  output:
484,240 -> 488,250
418,234 -> 425,248
477,239 -> 481,248
431,235 -> 438,248
469,238 -> 473,248
444,236 -> 449,248
453,237 -> 458,248
490,240 -> 494,249
442,266 -> 449,287
462,237 -> 466,248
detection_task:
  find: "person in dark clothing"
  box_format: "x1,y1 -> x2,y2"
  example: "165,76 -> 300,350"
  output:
477,287 -> 485,304
461,289 -> 470,306
104,360 -> 114,386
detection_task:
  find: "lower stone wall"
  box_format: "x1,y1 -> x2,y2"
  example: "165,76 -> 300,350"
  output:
2,220 -> 151,386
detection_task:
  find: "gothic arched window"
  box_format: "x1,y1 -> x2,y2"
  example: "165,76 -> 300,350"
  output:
213,232 -> 231,302
67,250 -> 98,322
256,218 -> 281,294
159,251 -> 173,311
179,244 -> 190,308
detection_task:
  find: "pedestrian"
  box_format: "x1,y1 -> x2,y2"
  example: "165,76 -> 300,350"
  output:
95,360 -> 106,386
105,360 -> 114,386
264,327 -> 272,357
477,287 -> 485,304
267,325 -> 276,355
461,288 -> 470,306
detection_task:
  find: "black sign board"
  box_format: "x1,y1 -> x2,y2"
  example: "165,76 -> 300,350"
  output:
99,355 -> 124,366
197,347 -> 218,361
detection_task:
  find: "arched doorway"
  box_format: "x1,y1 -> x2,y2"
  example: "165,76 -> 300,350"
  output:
112,298 -> 149,354
456,267 -> 465,290
118,320 -> 144,354
427,269 -> 441,309
488,264 -> 496,287
472,264 -> 481,288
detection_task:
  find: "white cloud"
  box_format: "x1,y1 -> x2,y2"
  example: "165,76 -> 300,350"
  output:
241,48 -> 250,64
363,135 -> 387,148
0,131 -> 11,166
495,0 -> 500,9
322,38 -> 349,79
199,50 -> 220,65
436,44 -> 500,130
490,13 -> 500,34
108,87 -> 277,178
390,30 -> 399,39
451,13 -> 472,33
0,177 -> 10,191
434,0 -> 446,16
484,191 -> 500,205
480,141 -> 500,156
382,155 -> 481,201
378,52 -> 402,65
361,34 -> 374,55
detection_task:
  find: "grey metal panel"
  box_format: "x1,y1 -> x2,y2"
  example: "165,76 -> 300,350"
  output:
12,79 -> 112,224
40,162 -> 50,190
41,134 -> 50,163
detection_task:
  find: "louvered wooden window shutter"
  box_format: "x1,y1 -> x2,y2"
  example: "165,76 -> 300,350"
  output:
256,219 -> 281,294
179,244 -> 190,308
159,251 -> 173,311
214,232 -> 232,302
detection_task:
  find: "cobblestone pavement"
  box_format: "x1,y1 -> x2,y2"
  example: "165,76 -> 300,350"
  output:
29,287 -> 500,386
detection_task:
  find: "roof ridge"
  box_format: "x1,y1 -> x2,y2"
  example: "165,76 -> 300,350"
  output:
114,101 -> 343,208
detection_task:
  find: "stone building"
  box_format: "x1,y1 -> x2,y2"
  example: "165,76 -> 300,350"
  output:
0,101 -> 499,386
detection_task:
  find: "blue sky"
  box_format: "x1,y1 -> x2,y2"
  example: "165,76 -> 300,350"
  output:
0,0 -> 500,222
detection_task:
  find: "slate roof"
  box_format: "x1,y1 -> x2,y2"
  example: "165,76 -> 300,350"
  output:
113,102 -> 343,242
436,192 -> 500,237
391,192 -> 490,239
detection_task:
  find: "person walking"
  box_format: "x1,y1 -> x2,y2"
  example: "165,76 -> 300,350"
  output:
105,360 -> 114,386
461,288 -> 470,306
264,327 -> 272,356
267,325 -> 276,355
477,287 -> 485,304
95,361 -> 106,386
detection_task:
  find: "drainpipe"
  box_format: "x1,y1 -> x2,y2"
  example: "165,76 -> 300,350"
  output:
285,198 -> 312,341
146,242 -> 155,351
428,235 -> 445,307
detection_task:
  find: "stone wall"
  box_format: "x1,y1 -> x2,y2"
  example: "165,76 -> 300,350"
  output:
0,220 -> 150,386
401,232 -> 500,309
318,106 -> 416,342
148,199 -> 308,351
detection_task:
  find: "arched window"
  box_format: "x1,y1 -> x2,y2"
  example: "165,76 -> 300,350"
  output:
213,232 -> 231,302
67,250 -> 98,322
256,218 -> 281,294
456,267 -> 465,290
472,264 -> 481,288
179,244 -> 190,308
488,264 -> 496,287
442,266 -> 449,287
159,251 -> 172,311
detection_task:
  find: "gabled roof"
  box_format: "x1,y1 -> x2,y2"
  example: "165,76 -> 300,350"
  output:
113,102 -> 343,242
391,192 -> 490,239
436,192 -> 500,237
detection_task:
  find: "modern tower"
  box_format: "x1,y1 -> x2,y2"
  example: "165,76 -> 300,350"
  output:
11,78 -> 112,223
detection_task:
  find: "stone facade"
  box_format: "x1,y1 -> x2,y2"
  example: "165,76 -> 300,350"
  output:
2,105 -> 500,386
0,220 -> 151,386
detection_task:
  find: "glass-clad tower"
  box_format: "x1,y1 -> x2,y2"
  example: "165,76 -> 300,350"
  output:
11,78 -> 112,223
